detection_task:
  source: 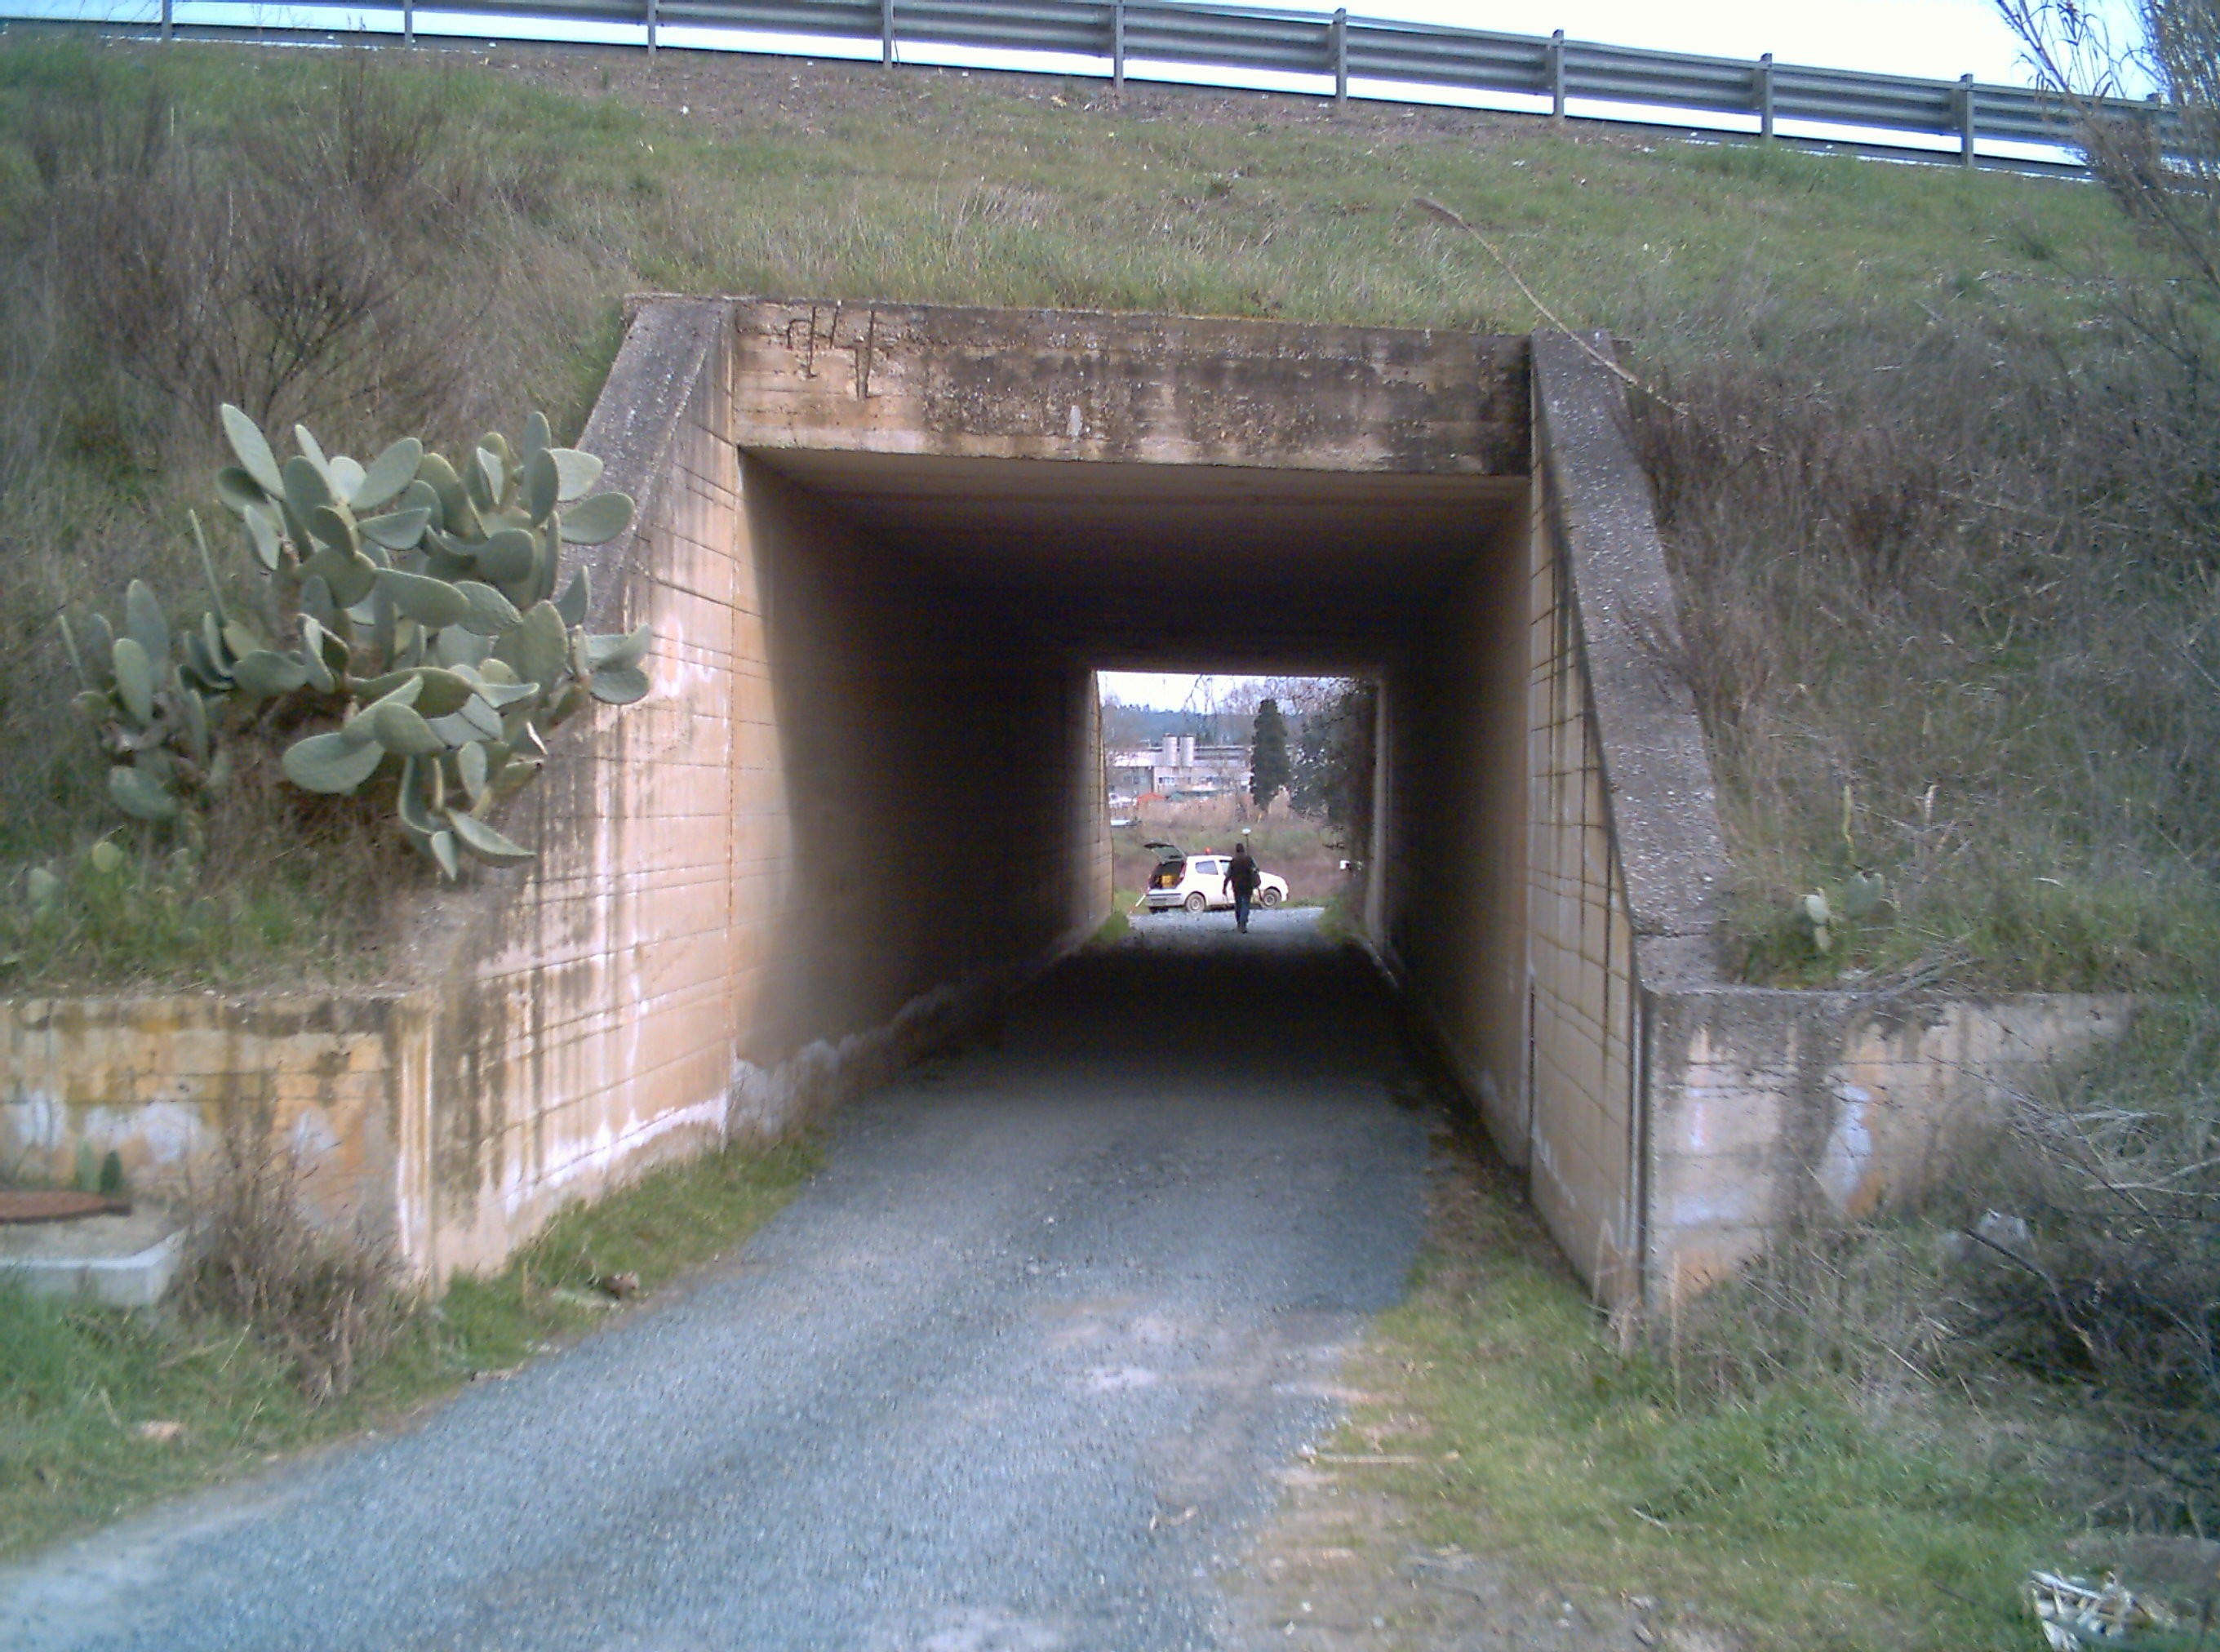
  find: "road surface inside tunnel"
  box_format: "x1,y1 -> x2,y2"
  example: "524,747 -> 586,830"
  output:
2,908 -> 1432,1652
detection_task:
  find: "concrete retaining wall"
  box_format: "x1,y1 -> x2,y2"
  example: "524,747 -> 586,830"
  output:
0,994 -> 434,1248
1646,988 -> 2131,1299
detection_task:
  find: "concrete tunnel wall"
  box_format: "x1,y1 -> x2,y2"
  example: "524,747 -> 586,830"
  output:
734,458 -> 1107,1102
396,301 -> 1112,1280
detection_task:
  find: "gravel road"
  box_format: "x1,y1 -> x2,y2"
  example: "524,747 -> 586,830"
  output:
2,908 -> 1430,1652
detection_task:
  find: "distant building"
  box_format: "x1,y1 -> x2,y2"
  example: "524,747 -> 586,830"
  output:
1108,735 -> 1250,803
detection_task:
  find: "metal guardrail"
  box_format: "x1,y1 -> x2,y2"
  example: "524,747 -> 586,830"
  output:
16,0 -> 2174,167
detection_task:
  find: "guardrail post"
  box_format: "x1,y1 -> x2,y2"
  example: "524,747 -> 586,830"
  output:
646,0 -> 658,57
1756,51 -> 1774,139
1957,73 -> 1977,167
1548,29 -> 1565,121
1112,0 -> 1126,93
160,0 -> 172,42
403,0 -> 415,44
881,0 -> 895,66
1331,8 -> 1348,106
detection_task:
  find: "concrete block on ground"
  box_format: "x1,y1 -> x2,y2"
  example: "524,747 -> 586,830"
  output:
0,1207 -> 187,1309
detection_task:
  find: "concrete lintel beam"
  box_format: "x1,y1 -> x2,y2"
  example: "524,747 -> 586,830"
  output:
727,299 -> 1530,476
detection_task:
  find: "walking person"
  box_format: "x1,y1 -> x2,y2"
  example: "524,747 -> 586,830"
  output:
1222,842 -> 1262,933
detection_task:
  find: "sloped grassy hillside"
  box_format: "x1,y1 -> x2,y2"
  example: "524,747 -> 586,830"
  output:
0,33 -> 2206,990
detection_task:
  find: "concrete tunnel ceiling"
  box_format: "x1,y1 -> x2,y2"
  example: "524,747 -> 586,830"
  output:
750,451 -> 1528,673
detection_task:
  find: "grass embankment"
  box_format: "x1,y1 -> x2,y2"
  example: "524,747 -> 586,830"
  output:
0,33 -> 2205,990
1329,1132 -> 2204,1651
0,1135 -> 815,1560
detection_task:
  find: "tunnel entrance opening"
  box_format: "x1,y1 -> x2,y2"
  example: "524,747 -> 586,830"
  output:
642,301 -> 1649,1301
422,300 -> 1729,1316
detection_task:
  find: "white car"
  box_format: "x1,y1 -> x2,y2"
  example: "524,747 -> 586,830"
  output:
1141,842 -> 1289,914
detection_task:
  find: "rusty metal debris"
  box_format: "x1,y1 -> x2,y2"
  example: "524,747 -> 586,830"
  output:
0,1188 -> 131,1223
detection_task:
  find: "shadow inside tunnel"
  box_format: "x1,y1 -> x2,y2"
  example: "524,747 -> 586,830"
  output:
972,912 -> 1423,1095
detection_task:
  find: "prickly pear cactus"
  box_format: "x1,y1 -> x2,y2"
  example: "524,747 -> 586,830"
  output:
62,406 -> 650,878
1797,890 -> 1834,955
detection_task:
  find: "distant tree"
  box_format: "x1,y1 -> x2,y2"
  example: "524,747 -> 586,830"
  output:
1250,698 -> 1292,806
1288,682 -> 1377,854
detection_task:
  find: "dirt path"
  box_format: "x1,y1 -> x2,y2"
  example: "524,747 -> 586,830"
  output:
2,912 -> 1456,1650
1224,1134 -> 1673,1652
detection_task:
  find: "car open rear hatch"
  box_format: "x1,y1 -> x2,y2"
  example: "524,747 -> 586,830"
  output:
1143,842 -> 1185,890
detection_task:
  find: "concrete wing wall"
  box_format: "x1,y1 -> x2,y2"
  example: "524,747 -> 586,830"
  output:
0,994 -> 437,1252
1522,335 -> 2129,1312
1646,988 -> 2133,1300
1518,334 -> 1733,1309
413,299 -> 749,1278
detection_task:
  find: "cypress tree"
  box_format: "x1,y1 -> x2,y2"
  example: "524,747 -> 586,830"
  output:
1250,697 -> 1292,806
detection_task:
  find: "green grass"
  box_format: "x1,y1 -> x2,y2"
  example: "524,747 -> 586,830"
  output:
1341,1156 -> 2076,1651
0,33 -> 2203,992
0,1133 -> 815,1560
0,830 -> 405,992
1316,882 -> 1365,943
1090,902 -> 1134,948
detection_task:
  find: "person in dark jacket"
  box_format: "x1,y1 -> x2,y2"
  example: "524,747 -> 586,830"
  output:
1222,842 -> 1263,933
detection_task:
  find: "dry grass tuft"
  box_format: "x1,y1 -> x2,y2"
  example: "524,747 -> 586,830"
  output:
1631,300 -> 2220,989
180,1107 -> 413,1406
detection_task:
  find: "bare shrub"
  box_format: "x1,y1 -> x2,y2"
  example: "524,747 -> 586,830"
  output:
1999,0 -> 2220,299
1947,1008 -> 2220,1528
181,1105 -> 411,1405
1997,0 -> 2220,569
26,53 -> 497,448
1627,298 -> 2220,988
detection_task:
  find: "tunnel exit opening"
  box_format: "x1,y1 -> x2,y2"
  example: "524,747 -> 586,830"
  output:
1096,672 -> 1371,925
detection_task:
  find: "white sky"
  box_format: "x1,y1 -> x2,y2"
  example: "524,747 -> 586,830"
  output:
1355,1 -> 2117,85
1101,671 -> 1338,712
1100,672 -> 1226,712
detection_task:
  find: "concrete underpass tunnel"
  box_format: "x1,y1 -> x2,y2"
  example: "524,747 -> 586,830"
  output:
430,299 -> 1733,1316
739,445 -> 1523,1028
